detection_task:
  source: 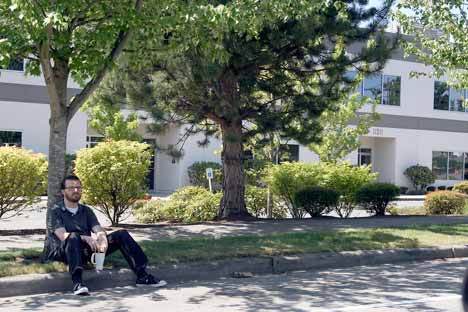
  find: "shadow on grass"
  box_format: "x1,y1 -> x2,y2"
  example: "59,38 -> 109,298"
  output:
0,227 -> 444,277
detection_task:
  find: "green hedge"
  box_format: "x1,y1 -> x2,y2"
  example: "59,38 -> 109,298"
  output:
294,186 -> 339,217
355,183 -> 400,216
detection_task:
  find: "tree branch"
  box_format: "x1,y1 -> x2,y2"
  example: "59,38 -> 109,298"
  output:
67,0 -> 143,123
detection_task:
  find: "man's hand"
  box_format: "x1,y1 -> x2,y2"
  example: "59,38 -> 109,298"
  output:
95,232 -> 108,253
81,235 -> 98,252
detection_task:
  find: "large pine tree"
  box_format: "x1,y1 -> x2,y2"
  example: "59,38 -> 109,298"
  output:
103,0 -> 397,219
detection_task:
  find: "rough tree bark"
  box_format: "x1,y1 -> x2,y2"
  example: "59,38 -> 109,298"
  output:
218,119 -> 252,219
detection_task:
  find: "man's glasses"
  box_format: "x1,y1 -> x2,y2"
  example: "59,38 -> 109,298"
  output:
64,186 -> 82,191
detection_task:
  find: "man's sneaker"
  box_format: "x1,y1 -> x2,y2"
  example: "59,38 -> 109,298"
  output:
73,283 -> 89,296
135,274 -> 167,287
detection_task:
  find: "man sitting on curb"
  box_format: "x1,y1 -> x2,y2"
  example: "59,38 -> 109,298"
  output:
42,175 -> 167,295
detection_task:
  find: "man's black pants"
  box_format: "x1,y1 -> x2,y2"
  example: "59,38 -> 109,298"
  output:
50,230 -> 148,278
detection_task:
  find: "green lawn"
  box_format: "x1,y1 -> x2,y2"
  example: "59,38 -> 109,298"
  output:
2,223 -> 468,278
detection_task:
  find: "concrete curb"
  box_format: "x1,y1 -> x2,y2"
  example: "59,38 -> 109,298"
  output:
1,246 -> 468,298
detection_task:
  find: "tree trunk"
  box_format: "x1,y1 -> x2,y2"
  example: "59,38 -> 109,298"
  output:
218,119 -> 252,220
42,59 -> 71,212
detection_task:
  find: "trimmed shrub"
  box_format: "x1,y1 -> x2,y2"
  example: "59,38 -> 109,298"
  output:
424,191 -> 466,215
355,183 -> 400,216
244,159 -> 269,187
294,186 -> 339,217
75,140 -> 152,225
0,147 -> 47,219
426,186 -> 436,192
453,182 -> 468,195
134,186 -> 222,224
404,165 -> 436,191
266,162 -> 321,218
245,185 -> 286,218
321,162 -> 378,218
187,161 -> 223,191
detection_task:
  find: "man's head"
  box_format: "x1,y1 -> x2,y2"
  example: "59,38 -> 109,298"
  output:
61,175 -> 82,204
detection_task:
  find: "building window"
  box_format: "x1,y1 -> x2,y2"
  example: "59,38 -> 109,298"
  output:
0,131 -> 22,147
434,81 -> 467,112
2,59 -> 24,71
434,81 -> 449,110
363,73 -> 382,103
432,151 -> 467,180
279,144 -> 300,163
348,72 -> 401,106
448,152 -> 464,180
86,136 -> 104,148
358,148 -> 372,166
382,75 -> 401,106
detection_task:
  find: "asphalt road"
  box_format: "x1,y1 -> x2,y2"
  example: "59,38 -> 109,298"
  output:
1,258 -> 467,311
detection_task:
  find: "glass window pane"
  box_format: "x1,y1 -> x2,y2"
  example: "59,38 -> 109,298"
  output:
448,152 -> 464,180
363,73 -> 382,103
344,71 -> 362,94
382,75 -> 400,106
449,88 -> 465,112
464,153 -> 468,180
0,131 -> 22,147
432,151 -> 448,180
358,148 -> 372,166
279,144 -> 299,163
434,81 -> 449,110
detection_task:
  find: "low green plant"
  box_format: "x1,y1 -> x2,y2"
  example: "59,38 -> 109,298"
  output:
0,147 -> 47,219
75,140 -> 152,225
424,191 -> 467,215
294,186 -> 339,217
245,185 -> 286,218
266,162 -> 321,218
453,182 -> 468,195
321,162 -> 377,218
404,165 -> 436,192
355,183 -> 400,216
187,161 -> 223,191
133,199 -> 167,223
134,186 -> 221,223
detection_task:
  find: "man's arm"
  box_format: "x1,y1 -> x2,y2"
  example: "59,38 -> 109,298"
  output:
54,227 -> 70,241
92,225 -> 108,252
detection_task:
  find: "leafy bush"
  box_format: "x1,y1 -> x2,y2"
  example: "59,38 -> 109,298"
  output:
266,162 -> 321,218
424,191 -> 466,215
187,161 -> 223,191
75,140 -> 152,225
244,159 -> 269,187
355,183 -> 400,216
293,186 -> 339,217
320,162 -> 377,218
133,199 -> 167,223
245,185 -> 286,218
0,147 -> 47,219
134,186 -> 222,223
65,153 -> 76,175
453,182 -> 468,195
404,165 -> 436,191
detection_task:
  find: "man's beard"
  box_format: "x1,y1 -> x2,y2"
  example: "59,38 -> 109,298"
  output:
64,192 -> 81,203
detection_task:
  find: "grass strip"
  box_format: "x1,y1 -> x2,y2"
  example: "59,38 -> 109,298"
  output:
2,223 -> 468,278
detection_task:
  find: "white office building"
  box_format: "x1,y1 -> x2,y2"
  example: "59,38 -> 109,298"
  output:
1,49 -> 467,194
